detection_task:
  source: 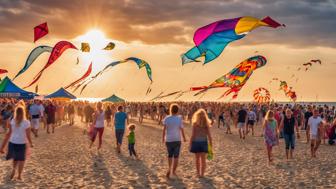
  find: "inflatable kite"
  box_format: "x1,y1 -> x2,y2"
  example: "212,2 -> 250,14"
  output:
34,22 -> 49,42
279,80 -> 297,101
103,42 -> 115,50
24,41 -> 78,88
81,43 -> 90,52
181,16 -> 284,65
65,62 -> 92,89
253,87 -> 271,103
191,55 -> 267,99
13,45 -> 53,80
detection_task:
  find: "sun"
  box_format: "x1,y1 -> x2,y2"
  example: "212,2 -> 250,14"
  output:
78,29 -> 107,50
76,29 -> 112,69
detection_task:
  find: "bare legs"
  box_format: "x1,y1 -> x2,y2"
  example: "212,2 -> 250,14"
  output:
310,139 -> 321,158
266,145 -> 273,163
10,160 -> 25,180
195,153 -> 207,177
166,157 -> 179,178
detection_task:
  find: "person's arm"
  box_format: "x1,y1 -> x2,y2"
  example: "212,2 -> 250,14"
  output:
295,119 -> 300,138
126,113 -> 129,125
207,126 -> 213,147
279,117 -> 284,131
26,126 -> 33,147
162,125 -> 166,143
180,127 -> 187,142
0,120 -> 11,153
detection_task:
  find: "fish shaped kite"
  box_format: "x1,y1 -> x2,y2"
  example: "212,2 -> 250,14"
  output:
34,22 -> 49,42
13,45 -> 53,80
182,16 -> 284,65
191,55 -> 267,99
65,62 -> 92,89
24,41 -> 78,88
103,42 -> 115,50
81,43 -> 90,52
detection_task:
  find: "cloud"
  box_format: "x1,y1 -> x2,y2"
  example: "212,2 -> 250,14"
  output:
0,0 -> 335,48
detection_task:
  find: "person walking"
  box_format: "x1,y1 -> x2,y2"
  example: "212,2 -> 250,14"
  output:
189,109 -> 213,177
279,109 -> 300,160
90,102 -> 105,150
114,106 -> 129,153
162,104 -> 186,179
0,105 -> 33,180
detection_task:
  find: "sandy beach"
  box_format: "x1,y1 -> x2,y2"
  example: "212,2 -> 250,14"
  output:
0,117 -> 336,188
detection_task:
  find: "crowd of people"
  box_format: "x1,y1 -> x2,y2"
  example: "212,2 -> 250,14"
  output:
0,98 -> 336,180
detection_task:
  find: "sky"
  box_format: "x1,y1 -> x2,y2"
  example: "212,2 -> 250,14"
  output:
0,0 -> 335,102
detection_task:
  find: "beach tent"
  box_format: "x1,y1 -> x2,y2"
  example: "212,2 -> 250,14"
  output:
102,94 -> 125,103
0,76 -> 35,99
45,87 -> 76,101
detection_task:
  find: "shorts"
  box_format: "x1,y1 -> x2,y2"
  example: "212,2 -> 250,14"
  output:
310,134 -> 320,140
237,122 -> 245,129
283,133 -> 295,149
115,129 -> 125,145
247,120 -> 255,126
6,142 -> 26,161
166,141 -> 181,158
31,119 -> 40,129
190,141 -> 208,153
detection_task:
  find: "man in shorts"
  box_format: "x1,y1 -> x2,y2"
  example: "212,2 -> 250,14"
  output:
29,100 -> 43,137
237,106 -> 248,139
247,107 -> 257,136
162,104 -> 186,178
307,109 -> 323,158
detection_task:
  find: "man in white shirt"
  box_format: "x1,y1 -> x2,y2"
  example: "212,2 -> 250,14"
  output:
162,104 -> 186,179
307,109 -> 323,158
29,100 -> 42,137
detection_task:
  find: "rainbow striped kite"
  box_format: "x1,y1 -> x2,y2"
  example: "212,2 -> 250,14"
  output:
182,16 -> 284,65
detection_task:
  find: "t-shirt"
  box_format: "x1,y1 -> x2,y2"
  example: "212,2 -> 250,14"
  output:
163,115 -> 183,142
283,117 -> 295,135
114,112 -> 127,130
128,131 -> 135,144
247,111 -> 256,121
29,104 -> 41,117
9,119 -> 30,144
308,116 -> 323,136
305,111 -> 313,126
237,109 -> 247,123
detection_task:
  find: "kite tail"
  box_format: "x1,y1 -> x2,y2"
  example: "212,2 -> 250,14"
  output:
24,73 -> 43,89
218,88 -> 239,99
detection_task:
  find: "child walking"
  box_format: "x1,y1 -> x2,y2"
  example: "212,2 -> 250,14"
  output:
127,124 -> 138,159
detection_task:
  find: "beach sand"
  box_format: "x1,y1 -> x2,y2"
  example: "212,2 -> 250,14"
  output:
0,118 -> 336,188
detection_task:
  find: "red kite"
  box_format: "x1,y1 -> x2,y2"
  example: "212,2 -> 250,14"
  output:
34,22 -> 49,42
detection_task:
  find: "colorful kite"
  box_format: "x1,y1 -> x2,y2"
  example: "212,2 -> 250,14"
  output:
65,63 -> 92,89
253,87 -> 271,103
34,22 -> 49,42
0,69 -> 8,75
24,41 -> 78,88
13,45 -> 53,80
103,42 -> 115,50
279,80 -> 297,101
81,43 -> 90,52
191,55 -> 267,99
182,16 -> 284,65
94,57 -> 152,82
75,57 -> 152,94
